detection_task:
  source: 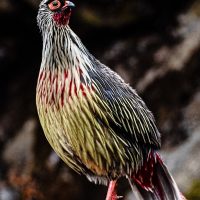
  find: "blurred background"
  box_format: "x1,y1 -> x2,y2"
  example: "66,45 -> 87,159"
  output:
0,0 -> 200,199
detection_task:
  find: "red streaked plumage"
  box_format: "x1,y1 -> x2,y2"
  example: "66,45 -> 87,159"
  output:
68,79 -> 73,98
80,83 -> 86,97
74,82 -> 77,96
39,71 -> 44,81
133,150 -> 155,191
61,78 -> 66,106
64,69 -> 68,79
37,68 -> 94,107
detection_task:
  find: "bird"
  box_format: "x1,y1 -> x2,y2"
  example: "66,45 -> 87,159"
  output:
36,0 -> 185,199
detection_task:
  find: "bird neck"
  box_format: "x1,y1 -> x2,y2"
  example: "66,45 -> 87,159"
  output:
41,26 -> 94,82
37,27 -> 95,106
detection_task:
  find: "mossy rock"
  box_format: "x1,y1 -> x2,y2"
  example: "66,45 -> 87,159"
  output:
186,180 -> 200,200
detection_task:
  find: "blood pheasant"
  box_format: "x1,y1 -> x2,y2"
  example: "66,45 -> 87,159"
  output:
36,1 -> 184,199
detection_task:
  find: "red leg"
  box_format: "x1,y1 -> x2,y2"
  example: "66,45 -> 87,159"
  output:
106,180 -> 117,200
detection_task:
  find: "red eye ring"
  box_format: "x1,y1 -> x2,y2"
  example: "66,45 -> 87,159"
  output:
48,0 -> 61,11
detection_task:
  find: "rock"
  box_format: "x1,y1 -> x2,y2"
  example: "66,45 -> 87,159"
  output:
186,181 -> 200,200
3,119 -> 36,173
0,185 -> 19,200
162,128 -> 200,192
162,92 -> 200,192
0,0 -> 200,199
136,13 -> 200,93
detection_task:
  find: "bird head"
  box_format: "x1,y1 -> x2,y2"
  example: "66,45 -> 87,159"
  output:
37,0 -> 75,31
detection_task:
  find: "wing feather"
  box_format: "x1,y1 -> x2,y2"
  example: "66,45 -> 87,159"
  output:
90,63 -> 161,150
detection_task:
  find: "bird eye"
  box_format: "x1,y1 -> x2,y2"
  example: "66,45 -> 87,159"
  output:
48,0 -> 61,11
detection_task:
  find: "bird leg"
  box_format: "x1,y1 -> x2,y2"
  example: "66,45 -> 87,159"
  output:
105,180 -> 118,200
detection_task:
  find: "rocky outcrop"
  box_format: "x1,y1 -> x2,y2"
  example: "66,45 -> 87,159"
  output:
0,0 -> 199,200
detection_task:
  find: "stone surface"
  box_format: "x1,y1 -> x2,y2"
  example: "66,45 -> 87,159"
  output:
0,0 -> 199,200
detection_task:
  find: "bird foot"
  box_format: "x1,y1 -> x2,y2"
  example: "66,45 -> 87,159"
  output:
106,180 -> 123,200
106,195 -> 123,200
116,196 -> 123,199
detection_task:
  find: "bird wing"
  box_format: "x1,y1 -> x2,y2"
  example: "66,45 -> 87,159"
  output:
90,63 -> 161,149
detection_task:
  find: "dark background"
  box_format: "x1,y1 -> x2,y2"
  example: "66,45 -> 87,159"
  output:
0,0 -> 200,199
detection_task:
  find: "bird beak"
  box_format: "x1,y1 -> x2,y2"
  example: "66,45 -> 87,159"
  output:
67,1 -> 75,8
62,1 -> 75,10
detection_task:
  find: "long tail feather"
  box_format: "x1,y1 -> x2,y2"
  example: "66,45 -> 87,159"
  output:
129,151 -> 185,200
